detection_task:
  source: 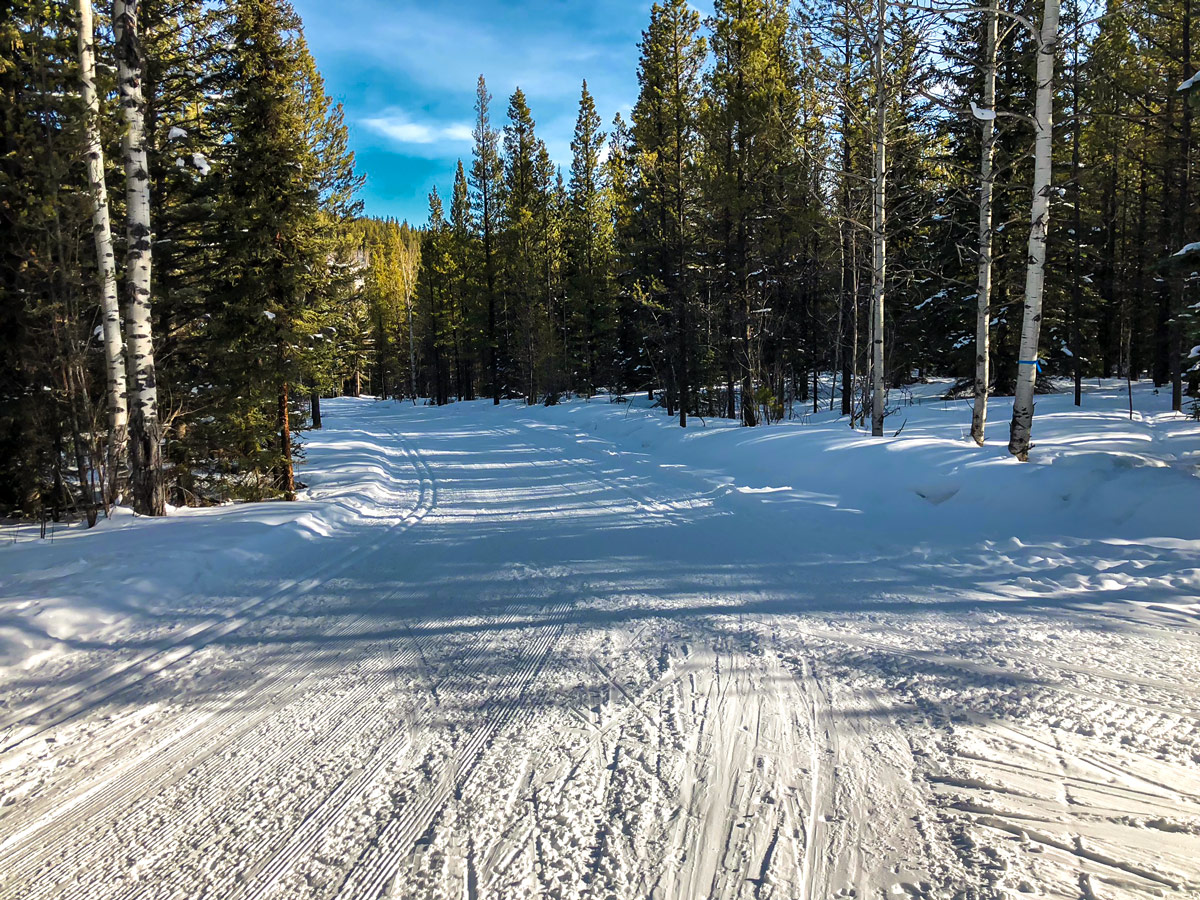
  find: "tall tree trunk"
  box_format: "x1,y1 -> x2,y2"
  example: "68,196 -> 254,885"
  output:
278,380 -> 295,500
310,387 -> 322,429
66,362 -> 100,528
1174,0 -> 1192,412
870,0 -> 887,438
485,208 -> 499,405
839,10 -> 855,417
114,0 -> 164,514
1008,0 -> 1061,460
79,0 -> 127,504
677,140 -> 688,428
851,232 -> 860,424
1070,23 -> 1083,408
971,0 -> 999,445
407,289 -> 417,404
677,297 -> 688,427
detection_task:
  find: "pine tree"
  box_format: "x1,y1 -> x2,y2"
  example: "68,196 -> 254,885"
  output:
421,187 -> 454,405
501,87 -> 554,403
565,81 -> 615,396
630,0 -> 706,426
470,75 -> 503,404
210,0 -> 358,498
0,0 -> 103,522
606,112 -> 647,397
449,160 -> 477,399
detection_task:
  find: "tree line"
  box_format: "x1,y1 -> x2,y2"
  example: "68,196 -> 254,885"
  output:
2,0 -> 1196,524
385,0 -> 1197,447
2,0 -> 359,521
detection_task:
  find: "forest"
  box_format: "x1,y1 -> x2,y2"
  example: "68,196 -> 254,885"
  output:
2,0 -> 1196,523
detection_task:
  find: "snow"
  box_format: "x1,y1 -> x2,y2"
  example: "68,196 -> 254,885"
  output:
1175,241 -> 1200,257
191,152 -> 211,176
1178,71 -> 1200,92
1,381 -> 1198,898
262,309 -> 276,320
167,125 -> 187,141
969,100 -> 996,121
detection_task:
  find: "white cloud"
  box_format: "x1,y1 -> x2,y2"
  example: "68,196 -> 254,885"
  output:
362,111 -> 473,147
442,123 -> 474,143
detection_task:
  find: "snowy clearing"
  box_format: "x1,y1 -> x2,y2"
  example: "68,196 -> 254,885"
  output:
2,382 -> 1199,900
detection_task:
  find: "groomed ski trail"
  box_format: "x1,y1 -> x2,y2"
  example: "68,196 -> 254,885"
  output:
2,394 -> 1199,900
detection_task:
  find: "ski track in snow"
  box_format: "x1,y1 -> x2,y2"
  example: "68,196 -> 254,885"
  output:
1,385 -> 1199,900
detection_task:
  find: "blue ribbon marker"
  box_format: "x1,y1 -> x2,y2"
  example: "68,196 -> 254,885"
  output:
1018,359 -> 1043,373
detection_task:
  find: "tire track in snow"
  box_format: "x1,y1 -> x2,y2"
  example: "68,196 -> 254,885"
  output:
0,416 -> 439,899
329,601 -> 571,900
0,414 -> 436,754
201,601 -> 544,900
4,627 -> 408,900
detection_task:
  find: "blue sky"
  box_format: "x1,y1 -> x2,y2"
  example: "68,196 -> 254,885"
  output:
292,0 -> 711,225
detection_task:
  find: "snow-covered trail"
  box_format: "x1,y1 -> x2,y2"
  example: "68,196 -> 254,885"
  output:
1,393 -> 1199,899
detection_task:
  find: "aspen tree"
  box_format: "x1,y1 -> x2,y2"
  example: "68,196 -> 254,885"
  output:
78,0 -> 127,502
113,0 -> 165,514
870,0 -> 887,437
1008,0 -> 1061,460
971,0 -> 999,445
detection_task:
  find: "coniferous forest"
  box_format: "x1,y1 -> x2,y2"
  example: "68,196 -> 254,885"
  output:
3,0 -> 1198,523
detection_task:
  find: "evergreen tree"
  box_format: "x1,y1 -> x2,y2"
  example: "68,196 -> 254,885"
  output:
565,81 -> 615,396
449,160 -> 477,399
470,75 -> 503,403
207,0 -> 358,499
630,0 -> 706,426
0,0 -> 102,522
501,87 -> 554,403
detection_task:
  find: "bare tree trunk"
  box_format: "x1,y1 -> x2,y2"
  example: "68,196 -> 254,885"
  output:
971,0 -> 999,445
66,362 -> 100,528
78,0 -> 127,504
1174,0 -> 1192,412
114,0 -> 164,514
1008,0 -> 1060,460
310,388 -> 322,429
870,0 -> 887,438
278,380 -> 295,500
851,231 -> 860,425
839,13 -> 854,418
1070,18 -> 1083,408
407,295 -> 417,402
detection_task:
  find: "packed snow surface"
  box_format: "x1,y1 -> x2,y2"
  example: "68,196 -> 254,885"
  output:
1,380 -> 1199,899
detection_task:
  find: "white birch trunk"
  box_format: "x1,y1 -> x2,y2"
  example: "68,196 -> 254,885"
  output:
114,0 -> 165,514
870,0 -> 887,438
970,0 -> 999,446
1008,0 -> 1060,460
78,0 -> 128,503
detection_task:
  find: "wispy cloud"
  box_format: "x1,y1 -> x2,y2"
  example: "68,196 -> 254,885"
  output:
362,111 -> 473,147
294,0 -> 687,221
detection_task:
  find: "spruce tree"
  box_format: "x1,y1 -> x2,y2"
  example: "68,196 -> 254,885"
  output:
630,0 -> 706,425
470,76 -> 503,404
566,80 -> 615,396
210,0 -> 357,498
502,88 -> 554,403
450,160 -> 477,399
